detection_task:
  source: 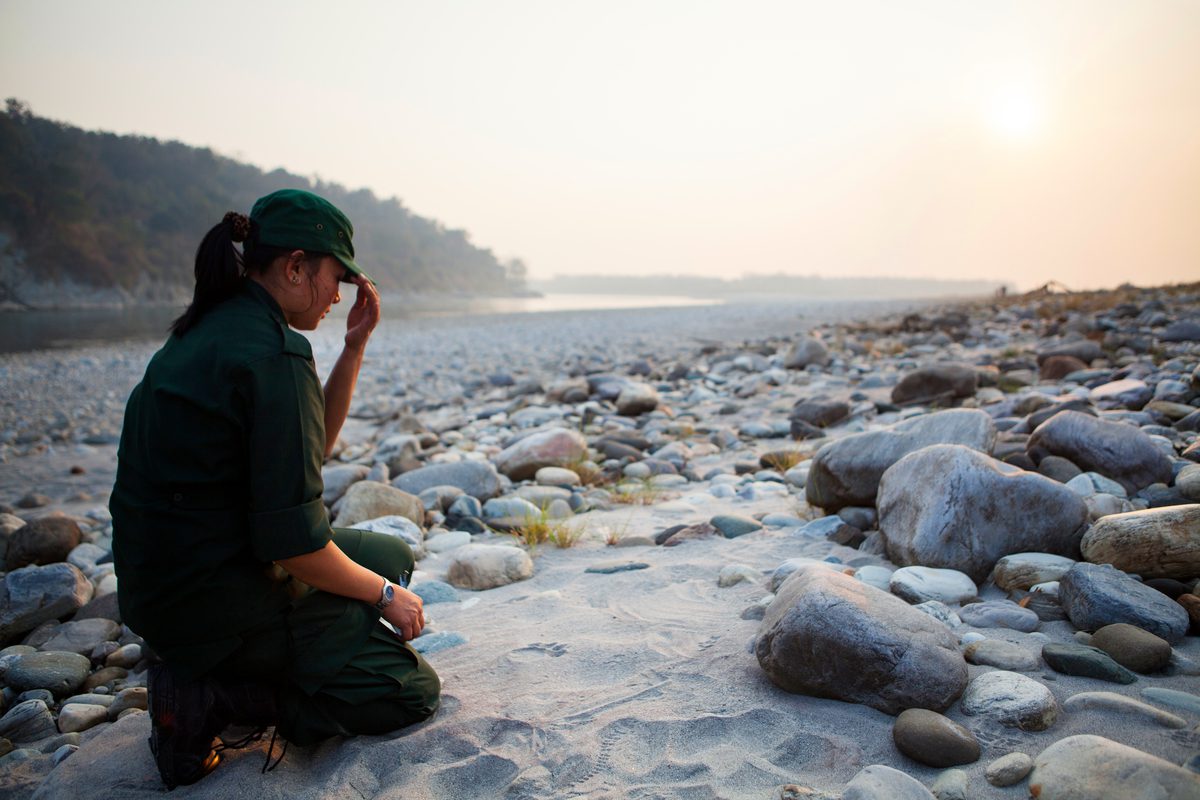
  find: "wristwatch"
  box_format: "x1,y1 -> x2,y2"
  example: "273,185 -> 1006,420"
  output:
375,577 -> 395,610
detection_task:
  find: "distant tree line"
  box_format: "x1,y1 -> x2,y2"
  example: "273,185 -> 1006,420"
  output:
0,100 -> 525,305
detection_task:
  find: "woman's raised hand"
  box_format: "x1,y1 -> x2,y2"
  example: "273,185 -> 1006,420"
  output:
382,585 -> 425,641
344,275 -> 381,351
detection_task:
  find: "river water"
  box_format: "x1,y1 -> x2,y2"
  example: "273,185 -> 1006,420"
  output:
0,293 -> 717,354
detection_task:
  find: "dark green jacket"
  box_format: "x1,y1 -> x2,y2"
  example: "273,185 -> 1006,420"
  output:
111,280 -> 335,677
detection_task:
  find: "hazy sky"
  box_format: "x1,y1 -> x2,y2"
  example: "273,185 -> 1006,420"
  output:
3,0 -> 1198,290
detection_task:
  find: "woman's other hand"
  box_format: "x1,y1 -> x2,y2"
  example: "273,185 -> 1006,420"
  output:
344,275 -> 381,351
382,585 -> 425,641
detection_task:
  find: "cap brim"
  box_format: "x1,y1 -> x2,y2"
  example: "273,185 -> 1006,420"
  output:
334,254 -> 375,286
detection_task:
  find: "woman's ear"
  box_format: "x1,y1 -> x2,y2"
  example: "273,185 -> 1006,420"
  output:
285,250 -> 307,285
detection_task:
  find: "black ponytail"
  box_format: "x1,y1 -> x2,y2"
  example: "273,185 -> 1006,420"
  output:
170,212 -> 251,336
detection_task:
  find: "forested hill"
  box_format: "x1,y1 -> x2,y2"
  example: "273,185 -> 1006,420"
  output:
0,101 -> 525,308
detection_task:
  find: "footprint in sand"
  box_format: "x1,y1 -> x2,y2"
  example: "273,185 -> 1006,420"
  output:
509,642 -> 568,660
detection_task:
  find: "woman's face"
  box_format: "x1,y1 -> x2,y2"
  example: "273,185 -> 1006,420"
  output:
291,256 -> 348,330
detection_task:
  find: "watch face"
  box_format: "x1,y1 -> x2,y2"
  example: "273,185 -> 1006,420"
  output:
384,584 -> 395,602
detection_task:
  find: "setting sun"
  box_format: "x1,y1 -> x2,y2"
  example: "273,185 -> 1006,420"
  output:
985,87 -> 1043,142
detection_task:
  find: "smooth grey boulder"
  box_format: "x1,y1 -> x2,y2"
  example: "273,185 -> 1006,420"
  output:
347,516 -> 426,556
843,764 -> 936,800
1058,562 -> 1190,644
789,399 -> 850,428
321,463 -> 370,505
1160,320 -> 1200,343
1089,378 -> 1152,410
878,445 -> 1088,583
5,651 -> 91,696
889,566 -> 977,605
957,600 -> 1040,632
806,409 -> 996,511
963,639 -> 1040,671
615,383 -> 660,416
0,699 -> 57,744
755,565 -> 967,715
493,428 -> 588,481
960,670 -> 1059,731
986,753 -> 1034,787
1037,340 -> 1103,366
0,563 -> 93,641
1080,505 -> 1200,580
991,553 -> 1076,591
891,364 -> 978,405
393,462 -> 501,501
1028,410 -> 1173,494
37,619 -> 121,656
331,481 -> 424,528
1028,735 -> 1200,800
446,544 -> 534,591
782,336 -> 830,369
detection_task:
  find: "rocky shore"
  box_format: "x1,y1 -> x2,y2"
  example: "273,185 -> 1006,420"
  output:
0,286 -> 1198,799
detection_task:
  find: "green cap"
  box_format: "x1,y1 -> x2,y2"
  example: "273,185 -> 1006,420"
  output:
249,189 -> 370,282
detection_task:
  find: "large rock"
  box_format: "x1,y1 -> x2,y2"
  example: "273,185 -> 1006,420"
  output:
1027,410 -> 1173,494
392,461 -> 501,501
0,699 -> 56,744
1059,562 -> 1190,644
755,566 -> 967,715
960,670 -> 1058,731
1089,379 -> 1152,410
1080,505 -> 1200,580
0,563 -> 93,641
1090,623 -> 1171,673
4,651 -> 92,696
1179,464 -> 1200,502
878,445 -> 1088,583
321,463 -> 369,505
789,399 -> 849,428
38,619 -> 121,656
991,552 -> 1076,591
891,364 -> 977,405
331,481 -> 423,528
888,567 -> 977,605
446,544 -> 534,590
842,764 -> 936,800
782,337 -> 830,369
891,708 -> 980,767
493,429 -> 588,482
1040,355 -> 1088,381
1160,320 -> 1200,343
615,383 -> 660,416
1028,735 -> 1200,800
806,410 -> 996,511
347,516 -> 426,554
1041,643 -> 1136,684
5,517 -> 82,571
1037,340 -> 1103,366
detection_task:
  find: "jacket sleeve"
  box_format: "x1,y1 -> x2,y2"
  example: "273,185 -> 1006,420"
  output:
241,349 -> 333,562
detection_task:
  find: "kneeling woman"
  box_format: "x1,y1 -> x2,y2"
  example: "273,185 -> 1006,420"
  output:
110,189 -> 440,788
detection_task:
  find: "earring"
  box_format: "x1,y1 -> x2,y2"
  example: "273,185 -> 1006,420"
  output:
291,276 -> 301,285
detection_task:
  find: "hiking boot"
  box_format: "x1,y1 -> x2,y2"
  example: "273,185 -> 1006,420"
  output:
147,665 -> 225,789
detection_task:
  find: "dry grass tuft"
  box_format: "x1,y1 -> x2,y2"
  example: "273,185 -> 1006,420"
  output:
761,450 -> 808,472
609,479 -> 667,506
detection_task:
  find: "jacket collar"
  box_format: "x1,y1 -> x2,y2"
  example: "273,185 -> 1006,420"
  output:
241,278 -> 288,327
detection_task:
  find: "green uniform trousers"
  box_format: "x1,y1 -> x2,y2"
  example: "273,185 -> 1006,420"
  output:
208,528 -> 441,746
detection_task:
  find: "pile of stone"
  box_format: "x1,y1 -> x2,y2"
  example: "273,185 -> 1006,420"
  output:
2,281 -> 1199,797
0,513 -> 146,769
